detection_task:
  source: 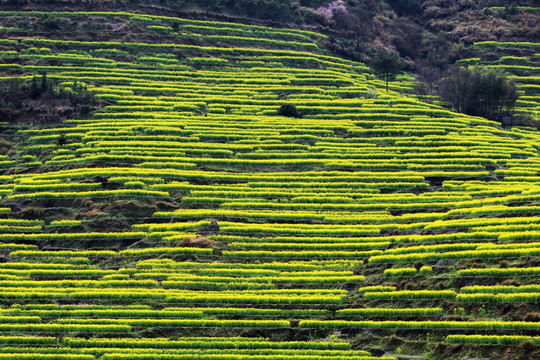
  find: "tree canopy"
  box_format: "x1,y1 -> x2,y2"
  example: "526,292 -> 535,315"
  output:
438,66 -> 519,121
371,51 -> 406,92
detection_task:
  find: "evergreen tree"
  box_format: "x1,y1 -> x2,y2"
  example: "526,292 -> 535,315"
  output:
372,51 -> 406,92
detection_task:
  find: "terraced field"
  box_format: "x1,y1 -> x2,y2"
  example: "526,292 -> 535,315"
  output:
0,11 -> 539,360
458,39 -> 540,120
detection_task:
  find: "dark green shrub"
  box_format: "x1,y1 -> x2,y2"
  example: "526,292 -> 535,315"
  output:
278,104 -> 300,118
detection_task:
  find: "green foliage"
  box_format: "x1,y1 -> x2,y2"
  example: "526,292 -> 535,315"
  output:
29,72 -> 52,98
438,66 -> 519,121
371,51 -> 406,92
277,103 -> 300,118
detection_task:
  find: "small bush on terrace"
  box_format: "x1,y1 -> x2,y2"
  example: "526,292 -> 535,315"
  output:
278,104 -> 300,118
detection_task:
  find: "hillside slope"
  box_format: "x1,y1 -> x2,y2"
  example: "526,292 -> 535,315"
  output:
0,11 -> 539,360
1,1 -> 537,123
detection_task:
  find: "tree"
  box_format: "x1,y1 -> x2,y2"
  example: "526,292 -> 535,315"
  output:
29,75 -> 40,98
278,104 -> 300,118
414,65 -> 442,96
40,71 -> 50,93
371,51 -> 406,92
437,67 -> 475,114
438,66 -> 518,121
29,72 -> 52,99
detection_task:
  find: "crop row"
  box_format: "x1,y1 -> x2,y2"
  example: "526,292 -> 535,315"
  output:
363,290 -> 456,300
299,320 -> 540,330
0,347 -> 384,358
459,285 -> 540,293
456,267 -> 540,277
222,250 -> 382,260
445,334 -> 540,345
98,354 -> 390,360
1,309 -> 203,319
0,280 -> 159,288
0,323 -> 131,333
0,289 -> 345,304
383,267 -> 433,277
7,189 -> 169,199
456,293 -> 540,303
162,275 -> 365,286
335,308 -> 443,317
0,232 -> 146,242
369,248 -> 540,263
64,336 -> 353,349
135,259 -> 362,271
